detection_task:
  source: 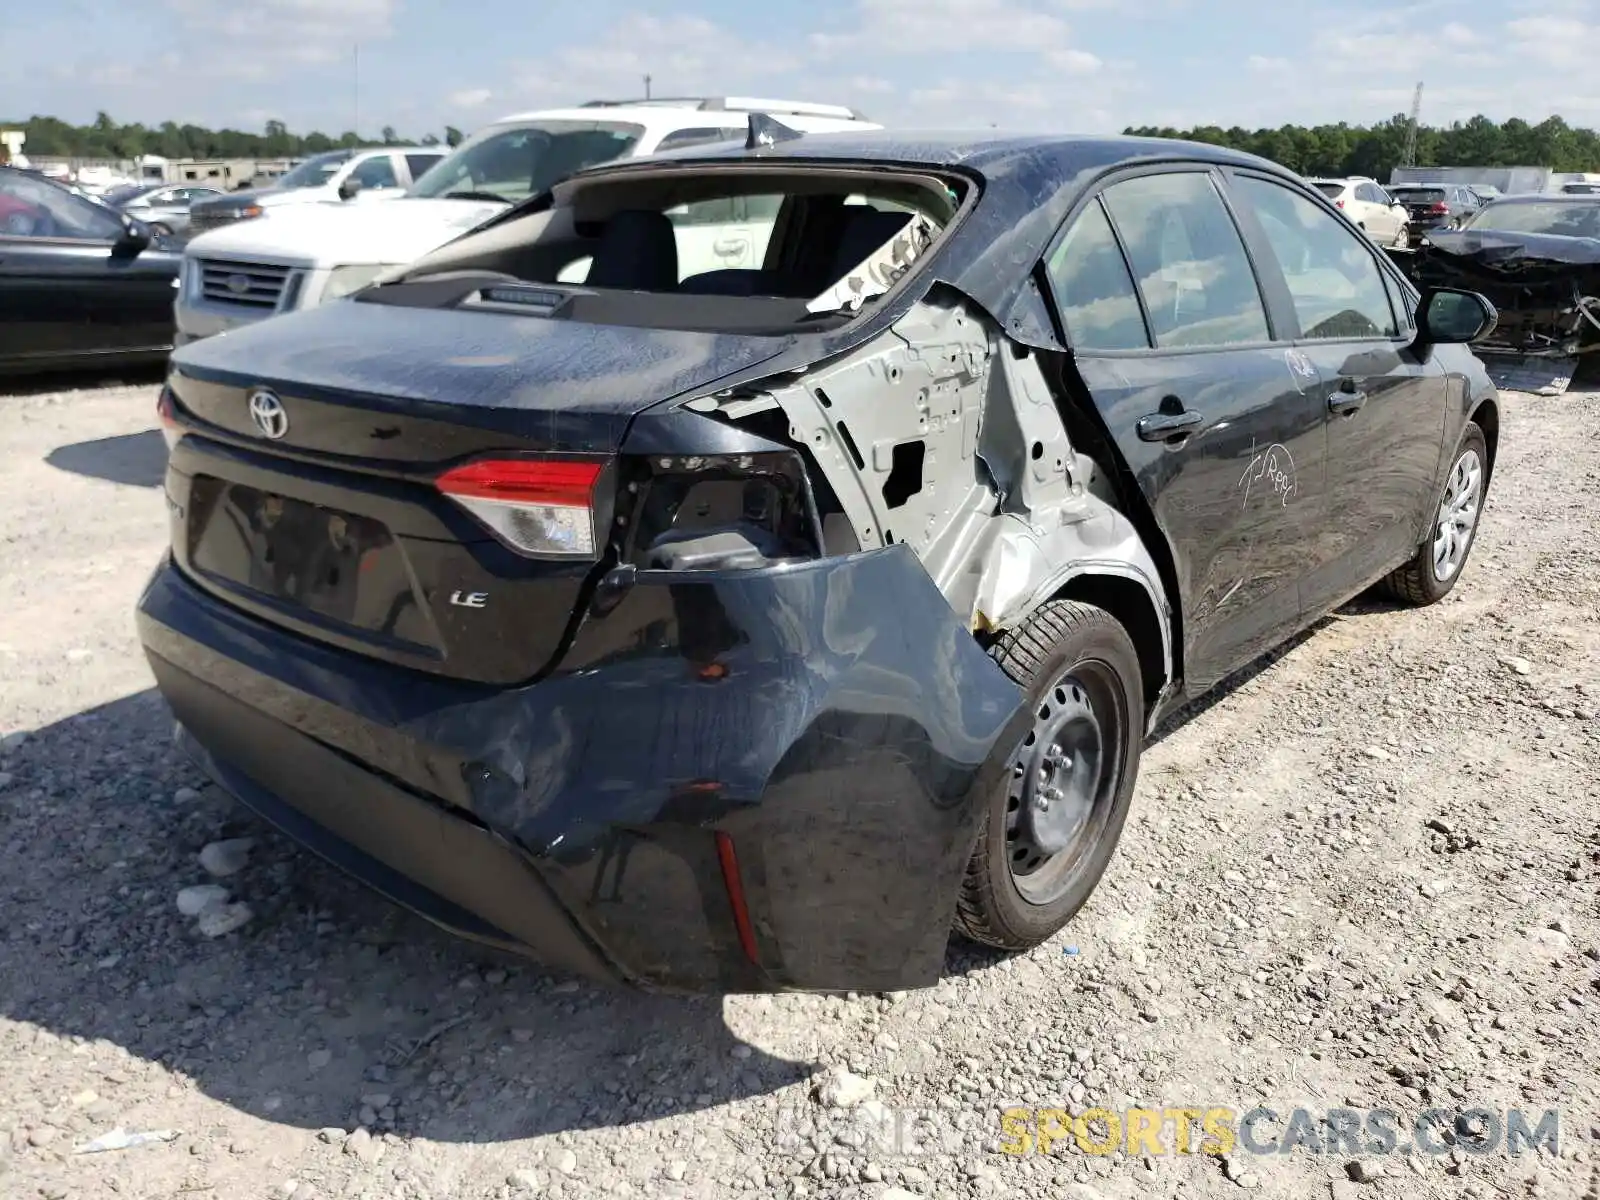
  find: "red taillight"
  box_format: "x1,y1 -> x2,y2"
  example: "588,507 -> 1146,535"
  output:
1430,202 -> 1449,214
435,457 -> 605,559
714,831 -> 761,965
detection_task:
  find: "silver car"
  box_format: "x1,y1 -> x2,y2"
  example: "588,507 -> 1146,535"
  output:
105,184 -> 226,238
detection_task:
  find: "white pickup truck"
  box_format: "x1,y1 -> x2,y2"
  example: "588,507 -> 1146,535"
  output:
174,98 -> 880,345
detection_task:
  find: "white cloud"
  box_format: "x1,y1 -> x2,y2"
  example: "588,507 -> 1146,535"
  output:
448,88 -> 494,109
813,0 -> 1074,53
164,0 -> 397,67
499,1 -> 1109,131
509,15 -> 802,108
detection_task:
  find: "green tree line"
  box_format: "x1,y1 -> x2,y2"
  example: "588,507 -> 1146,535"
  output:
1126,113 -> 1600,181
0,112 -> 468,160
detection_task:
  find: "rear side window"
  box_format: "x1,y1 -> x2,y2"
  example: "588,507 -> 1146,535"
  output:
1101,172 -> 1271,349
405,153 -> 443,181
1233,176 -> 1399,341
1045,199 -> 1148,351
656,127 -> 743,152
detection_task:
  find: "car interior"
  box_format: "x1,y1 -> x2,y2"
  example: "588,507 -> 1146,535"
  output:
376,169 -> 966,331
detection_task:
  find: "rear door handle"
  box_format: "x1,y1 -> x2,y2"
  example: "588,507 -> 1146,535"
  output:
1328,388 -> 1367,416
1136,408 -> 1203,442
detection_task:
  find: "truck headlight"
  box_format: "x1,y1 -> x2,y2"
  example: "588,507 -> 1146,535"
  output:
321,263 -> 397,304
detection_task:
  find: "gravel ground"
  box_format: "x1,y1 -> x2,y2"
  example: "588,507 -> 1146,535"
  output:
1,374 -> 1597,1200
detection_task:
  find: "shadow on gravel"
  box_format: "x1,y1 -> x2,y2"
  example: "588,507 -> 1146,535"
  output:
46,430 -> 167,488
0,691 -> 810,1145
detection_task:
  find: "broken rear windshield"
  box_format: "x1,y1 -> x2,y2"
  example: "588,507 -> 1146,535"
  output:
390,168 -> 965,333
1464,200 -> 1600,238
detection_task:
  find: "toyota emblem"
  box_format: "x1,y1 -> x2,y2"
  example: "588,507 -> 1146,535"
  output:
248,389 -> 289,440
225,273 -> 252,296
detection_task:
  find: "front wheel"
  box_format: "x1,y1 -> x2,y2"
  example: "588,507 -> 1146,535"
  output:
1393,224 -> 1410,250
954,600 -> 1143,950
1380,423 -> 1488,605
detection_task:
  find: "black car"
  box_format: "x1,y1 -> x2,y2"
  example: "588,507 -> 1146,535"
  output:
137,127 -> 1501,994
1390,184 -> 1484,231
1407,193 -> 1600,357
0,166 -> 182,374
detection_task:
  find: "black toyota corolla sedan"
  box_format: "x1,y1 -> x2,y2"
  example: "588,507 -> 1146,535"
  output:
137,125 -> 1501,993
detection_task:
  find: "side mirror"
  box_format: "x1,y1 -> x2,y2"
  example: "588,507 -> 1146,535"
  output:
112,216 -> 151,258
1417,287 -> 1498,345
338,177 -> 363,201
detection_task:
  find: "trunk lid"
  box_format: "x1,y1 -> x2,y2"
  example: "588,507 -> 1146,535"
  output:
165,299 -> 793,684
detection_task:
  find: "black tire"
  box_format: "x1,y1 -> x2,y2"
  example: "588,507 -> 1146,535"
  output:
1380,422 -> 1489,606
954,600 -> 1143,950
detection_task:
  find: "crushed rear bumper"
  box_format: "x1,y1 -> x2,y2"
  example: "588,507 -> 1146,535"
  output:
137,549 -> 1026,993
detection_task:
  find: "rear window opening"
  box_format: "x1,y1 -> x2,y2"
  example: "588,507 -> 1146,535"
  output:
380,167 -> 968,333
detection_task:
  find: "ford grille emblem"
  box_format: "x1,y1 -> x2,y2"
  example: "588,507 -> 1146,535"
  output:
225,273 -> 252,295
248,389 -> 289,440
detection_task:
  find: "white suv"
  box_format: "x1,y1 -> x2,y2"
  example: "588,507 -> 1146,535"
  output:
184,146 -> 447,240
174,98 -> 880,345
1304,177 -> 1412,248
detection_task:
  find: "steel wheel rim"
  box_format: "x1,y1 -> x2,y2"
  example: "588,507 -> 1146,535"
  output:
1003,660 -> 1125,905
1432,447 -> 1483,582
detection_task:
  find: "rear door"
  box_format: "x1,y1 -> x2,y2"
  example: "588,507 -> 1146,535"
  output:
1226,171 -> 1448,610
1044,167 -> 1326,693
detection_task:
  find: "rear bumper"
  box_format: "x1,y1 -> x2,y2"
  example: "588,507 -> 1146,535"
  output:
137,552 -> 1026,993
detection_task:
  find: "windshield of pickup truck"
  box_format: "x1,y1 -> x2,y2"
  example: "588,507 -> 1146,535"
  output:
409,121 -> 646,204
277,151 -> 354,189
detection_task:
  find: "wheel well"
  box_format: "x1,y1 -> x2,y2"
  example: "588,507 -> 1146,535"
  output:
1051,573 -> 1167,710
1470,397 -> 1499,482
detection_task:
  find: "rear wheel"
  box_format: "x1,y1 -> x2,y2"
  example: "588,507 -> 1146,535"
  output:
954,600 -> 1143,950
1380,423 -> 1488,605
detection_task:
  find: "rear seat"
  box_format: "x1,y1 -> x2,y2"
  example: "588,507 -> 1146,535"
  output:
677,207 -> 913,298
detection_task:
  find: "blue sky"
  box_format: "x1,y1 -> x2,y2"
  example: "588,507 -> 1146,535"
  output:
3,0 -> 1598,139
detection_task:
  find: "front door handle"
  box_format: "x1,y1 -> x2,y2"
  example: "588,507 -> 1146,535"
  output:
1328,388 -> 1367,416
1136,408 -> 1203,442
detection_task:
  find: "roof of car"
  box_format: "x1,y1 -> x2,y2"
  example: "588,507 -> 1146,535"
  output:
1489,192 -> 1600,203
477,104 -> 876,135
602,129 -> 1276,173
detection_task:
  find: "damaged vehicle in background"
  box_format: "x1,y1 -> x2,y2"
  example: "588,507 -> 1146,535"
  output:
138,123 -> 1501,993
1406,193 -> 1600,358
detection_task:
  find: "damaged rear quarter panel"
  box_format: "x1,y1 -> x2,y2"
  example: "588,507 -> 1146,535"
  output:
471,545 -> 1031,992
